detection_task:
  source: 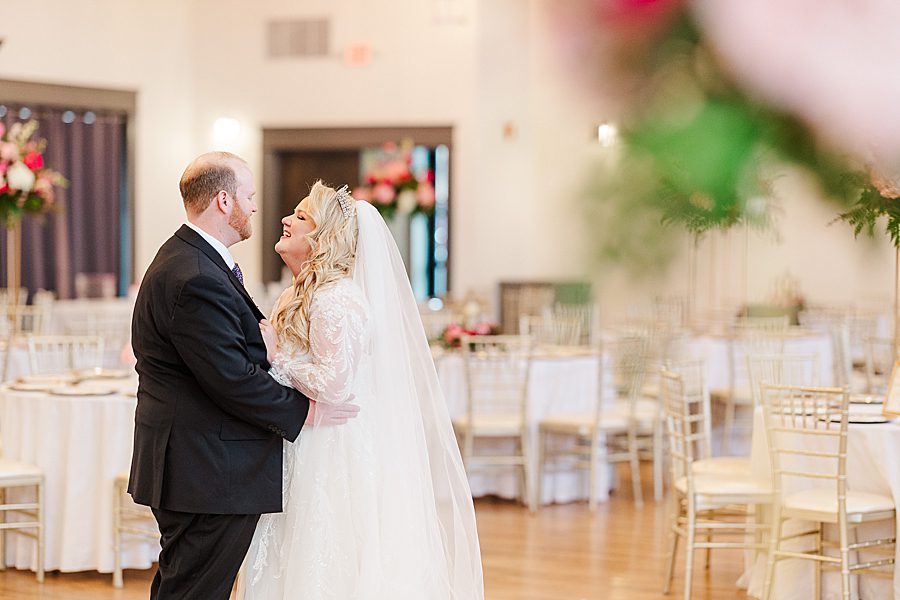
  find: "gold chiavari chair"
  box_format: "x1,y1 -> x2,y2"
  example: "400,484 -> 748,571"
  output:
65,313 -> 132,368
112,472 -> 158,588
761,384 -> 895,600
863,336 -> 894,394
538,335 -> 653,509
25,335 -> 105,376
747,353 -> 821,408
665,360 -> 753,478
799,311 -> 866,393
662,368 -> 772,600
418,309 -> 462,342
519,312 -> 585,347
714,316 -> 789,453
7,305 -> 49,336
0,337 -> 9,382
0,287 -> 28,306
453,335 -> 535,511
0,459 -> 45,583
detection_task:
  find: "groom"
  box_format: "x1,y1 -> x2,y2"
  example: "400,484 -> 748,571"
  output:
128,151 -> 358,599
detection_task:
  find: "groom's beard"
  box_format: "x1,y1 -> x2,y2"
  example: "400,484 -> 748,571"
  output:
229,204 -> 252,241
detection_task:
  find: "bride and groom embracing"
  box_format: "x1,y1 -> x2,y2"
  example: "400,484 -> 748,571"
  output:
128,152 -> 483,599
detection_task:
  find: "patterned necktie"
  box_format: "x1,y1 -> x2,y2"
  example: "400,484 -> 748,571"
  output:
231,263 -> 244,286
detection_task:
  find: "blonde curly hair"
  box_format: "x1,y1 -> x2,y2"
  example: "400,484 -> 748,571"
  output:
272,180 -> 358,353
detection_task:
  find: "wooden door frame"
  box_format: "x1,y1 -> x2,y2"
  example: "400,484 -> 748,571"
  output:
261,126 -> 453,284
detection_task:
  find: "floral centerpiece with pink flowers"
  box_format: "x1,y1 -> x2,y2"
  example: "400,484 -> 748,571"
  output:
0,120 -> 67,228
439,322 -> 500,349
353,140 -> 435,219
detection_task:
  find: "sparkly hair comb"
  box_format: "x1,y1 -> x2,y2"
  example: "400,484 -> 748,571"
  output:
333,184 -> 354,218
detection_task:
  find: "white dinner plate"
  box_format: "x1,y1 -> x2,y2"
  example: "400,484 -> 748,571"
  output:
18,374 -> 75,385
823,413 -> 892,425
849,394 -> 883,405
7,382 -> 57,393
49,386 -> 117,397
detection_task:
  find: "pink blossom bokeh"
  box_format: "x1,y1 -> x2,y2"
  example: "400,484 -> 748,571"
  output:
694,0 -> 900,172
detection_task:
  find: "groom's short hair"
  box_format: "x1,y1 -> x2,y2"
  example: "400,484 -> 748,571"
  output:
180,152 -> 247,215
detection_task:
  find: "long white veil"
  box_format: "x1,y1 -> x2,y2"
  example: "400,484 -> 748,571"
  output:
352,200 -> 483,598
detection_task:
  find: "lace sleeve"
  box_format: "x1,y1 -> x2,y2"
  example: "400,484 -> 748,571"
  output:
270,282 -> 368,404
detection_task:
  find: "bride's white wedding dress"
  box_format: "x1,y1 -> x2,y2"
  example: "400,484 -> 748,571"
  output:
237,201 -> 482,599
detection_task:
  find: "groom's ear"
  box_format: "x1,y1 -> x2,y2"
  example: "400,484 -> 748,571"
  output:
214,190 -> 230,214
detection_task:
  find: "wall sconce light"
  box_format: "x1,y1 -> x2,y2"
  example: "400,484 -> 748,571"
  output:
596,122 -> 618,147
213,117 -> 242,146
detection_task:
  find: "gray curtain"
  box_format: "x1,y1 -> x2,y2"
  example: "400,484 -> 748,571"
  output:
0,105 -> 127,299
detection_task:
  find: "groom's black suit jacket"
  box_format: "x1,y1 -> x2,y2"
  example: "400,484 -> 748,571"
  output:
128,225 -> 309,515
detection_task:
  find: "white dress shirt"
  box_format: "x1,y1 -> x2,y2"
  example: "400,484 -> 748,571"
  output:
185,221 -> 236,270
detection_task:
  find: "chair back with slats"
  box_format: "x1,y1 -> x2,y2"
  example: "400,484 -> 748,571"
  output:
827,321 -> 853,390
0,337 -> 9,382
65,313 -> 132,368
26,335 -> 105,376
419,309 -> 462,342
519,313 -> 584,347
748,354 -> 821,407
0,287 -> 28,306
761,384 -> 848,509
461,335 -> 533,424
597,334 -> 649,427
728,317 -> 789,392
864,336 -> 894,394
661,367 -> 710,491
7,305 -> 49,336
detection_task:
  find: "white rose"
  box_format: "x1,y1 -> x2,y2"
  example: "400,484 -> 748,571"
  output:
7,161 -> 35,192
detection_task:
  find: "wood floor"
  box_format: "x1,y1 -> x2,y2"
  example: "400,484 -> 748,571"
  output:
0,466 -> 747,599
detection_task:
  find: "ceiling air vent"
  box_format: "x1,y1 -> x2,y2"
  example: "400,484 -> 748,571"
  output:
267,19 -> 330,58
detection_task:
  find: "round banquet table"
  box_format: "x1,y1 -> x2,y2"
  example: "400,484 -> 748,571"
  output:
683,329 -> 835,390
0,377 -> 159,573
742,404 -> 900,599
435,346 -> 616,505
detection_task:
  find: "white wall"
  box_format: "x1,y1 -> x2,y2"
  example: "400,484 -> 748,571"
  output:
2,0 -> 893,319
0,0 -> 196,275
186,0 -> 480,287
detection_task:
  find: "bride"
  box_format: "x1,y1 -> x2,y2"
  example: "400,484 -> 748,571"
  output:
235,181 -> 483,599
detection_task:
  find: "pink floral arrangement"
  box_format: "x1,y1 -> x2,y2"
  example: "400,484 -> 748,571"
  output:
440,322 -> 499,349
0,120 -> 67,228
353,140 -> 435,218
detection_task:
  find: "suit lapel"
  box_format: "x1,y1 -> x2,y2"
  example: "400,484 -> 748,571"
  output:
174,225 -> 265,320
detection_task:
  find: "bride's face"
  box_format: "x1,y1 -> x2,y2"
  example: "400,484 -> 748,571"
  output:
275,198 -> 316,275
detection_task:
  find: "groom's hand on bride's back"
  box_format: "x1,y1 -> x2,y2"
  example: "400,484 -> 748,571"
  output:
305,397 -> 361,426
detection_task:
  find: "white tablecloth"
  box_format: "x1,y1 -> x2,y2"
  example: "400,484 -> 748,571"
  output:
0,379 -> 159,573
684,331 -> 834,390
435,349 -> 614,504
744,405 -> 899,599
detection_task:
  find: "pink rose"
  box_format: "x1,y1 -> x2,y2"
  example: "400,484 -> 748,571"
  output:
24,152 -> 44,170
0,161 -> 7,174
0,122 -> 5,138
474,322 -> 492,335
416,182 -> 435,208
0,142 -> 19,162
372,182 -> 396,205
385,159 -> 410,181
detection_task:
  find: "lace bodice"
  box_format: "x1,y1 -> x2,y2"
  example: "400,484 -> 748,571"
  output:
269,278 -> 370,405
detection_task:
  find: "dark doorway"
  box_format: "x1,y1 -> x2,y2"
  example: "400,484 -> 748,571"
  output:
262,126 -> 452,301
